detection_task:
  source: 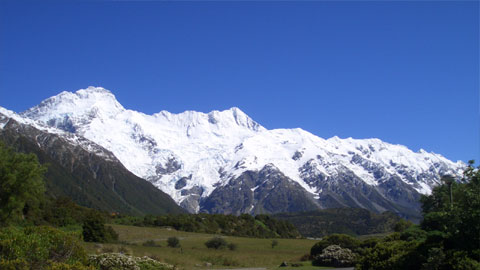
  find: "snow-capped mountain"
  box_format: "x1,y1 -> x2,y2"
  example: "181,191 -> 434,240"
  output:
17,86 -> 465,219
0,106 -> 184,215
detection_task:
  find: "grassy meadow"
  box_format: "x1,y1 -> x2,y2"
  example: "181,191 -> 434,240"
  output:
83,224 -> 327,270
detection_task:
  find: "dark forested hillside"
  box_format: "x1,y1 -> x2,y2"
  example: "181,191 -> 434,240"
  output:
274,208 -> 402,237
0,114 -> 184,216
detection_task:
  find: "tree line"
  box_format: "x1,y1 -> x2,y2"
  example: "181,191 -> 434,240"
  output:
113,212 -> 301,239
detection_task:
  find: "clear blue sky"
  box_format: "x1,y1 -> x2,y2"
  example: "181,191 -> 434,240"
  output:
0,1 -> 478,163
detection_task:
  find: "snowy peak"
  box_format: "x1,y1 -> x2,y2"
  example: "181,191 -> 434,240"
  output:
21,86 -> 125,123
153,107 -> 264,133
11,86 -> 466,217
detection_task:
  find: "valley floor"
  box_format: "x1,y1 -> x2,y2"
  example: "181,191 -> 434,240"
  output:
83,224 -> 327,270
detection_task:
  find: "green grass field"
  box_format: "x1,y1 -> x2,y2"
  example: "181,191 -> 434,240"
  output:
83,224 -> 328,270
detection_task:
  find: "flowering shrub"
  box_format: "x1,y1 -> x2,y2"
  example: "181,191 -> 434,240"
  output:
312,244 -> 357,267
89,253 -> 175,270
89,253 -> 138,270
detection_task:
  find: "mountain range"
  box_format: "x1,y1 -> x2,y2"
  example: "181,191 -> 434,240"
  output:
1,87 -> 465,220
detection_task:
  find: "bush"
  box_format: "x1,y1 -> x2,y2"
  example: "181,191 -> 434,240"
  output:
227,243 -> 237,251
394,219 -> 413,232
0,226 -> 88,269
271,239 -> 278,248
205,237 -> 227,250
89,253 -> 175,270
355,240 -> 420,270
313,245 -> 357,267
45,262 -> 96,270
448,251 -> 480,270
105,225 -> 119,242
89,253 -> 138,270
310,234 -> 360,257
82,211 -> 118,243
166,237 -> 180,248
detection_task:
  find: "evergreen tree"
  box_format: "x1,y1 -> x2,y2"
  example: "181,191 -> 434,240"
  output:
0,142 -> 46,225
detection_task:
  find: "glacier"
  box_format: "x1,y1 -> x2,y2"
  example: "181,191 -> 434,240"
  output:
12,86 -> 465,215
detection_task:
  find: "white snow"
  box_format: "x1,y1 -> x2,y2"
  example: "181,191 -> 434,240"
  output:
13,87 -> 466,209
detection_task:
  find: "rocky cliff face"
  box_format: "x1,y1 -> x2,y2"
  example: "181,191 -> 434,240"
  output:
201,164 -> 320,215
5,86 -> 465,220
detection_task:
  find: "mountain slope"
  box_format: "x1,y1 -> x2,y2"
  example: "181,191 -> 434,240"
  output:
0,108 -> 184,215
16,87 -> 465,219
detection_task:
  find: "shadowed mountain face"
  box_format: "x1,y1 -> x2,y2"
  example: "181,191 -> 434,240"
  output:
201,165 -> 321,215
1,87 -> 464,220
0,112 -> 184,215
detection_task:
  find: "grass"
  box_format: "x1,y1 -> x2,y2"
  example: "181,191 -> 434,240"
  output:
82,224 -> 328,270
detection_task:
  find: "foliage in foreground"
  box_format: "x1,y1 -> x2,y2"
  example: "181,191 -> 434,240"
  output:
309,162 -> 480,269
0,225 -> 177,270
89,253 -> 175,270
0,226 -> 91,269
0,142 -> 46,226
354,161 -> 480,270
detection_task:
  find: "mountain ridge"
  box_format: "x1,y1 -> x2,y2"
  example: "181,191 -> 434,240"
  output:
5,86 -> 465,219
0,108 -> 185,215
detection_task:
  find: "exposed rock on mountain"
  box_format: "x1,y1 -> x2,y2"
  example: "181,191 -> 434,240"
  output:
0,108 -> 184,215
6,86 -> 465,220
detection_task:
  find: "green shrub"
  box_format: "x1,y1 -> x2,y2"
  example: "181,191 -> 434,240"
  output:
166,237 -> 180,248
105,225 -> 119,242
355,240 -> 420,270
135,257 -> 175,270
45,262 -> 96,270
227,242 -> 237,251
448,251 -> 480,270
205,237 -> 227,250
0,258 -> 29,270
271,239 -> 278,248
0,226 -> 88,269
393,219 -> 413,232
82,211 -> 118,243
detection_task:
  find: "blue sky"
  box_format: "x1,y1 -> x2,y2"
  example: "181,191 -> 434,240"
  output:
0,1 -> 478,163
